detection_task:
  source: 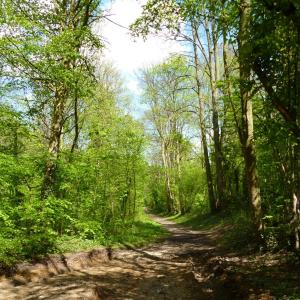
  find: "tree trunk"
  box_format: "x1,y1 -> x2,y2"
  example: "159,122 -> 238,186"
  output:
291,40 -> 300,249
71,93 -> 79,153
192,24 -> 217,213
162,141 -> 174,213
41,89 -> 66,199
290,141 -> 300,249
222,25 -> 245,203
205,19 -> 225,210
239,0 -> 262,231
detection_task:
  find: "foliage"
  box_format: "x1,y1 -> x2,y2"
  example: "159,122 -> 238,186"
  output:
131,0 -> 300,250
0,98 -> 150,267
0,0 -> 150,265
0,0 -> 299,272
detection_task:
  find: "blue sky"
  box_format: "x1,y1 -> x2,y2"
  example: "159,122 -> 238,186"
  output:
99,0 -> 185,117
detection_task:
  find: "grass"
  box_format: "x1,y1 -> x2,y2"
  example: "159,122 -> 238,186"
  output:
168,211 -> 300,299
56,210 -> 253,255
168,210 -> 259,252
57,212 -> 169,253
0,211 -> 168,272
0,212 -> 168,273
104,211 -> 169,248
168,211 -> 231,230
56,236 -> 106,253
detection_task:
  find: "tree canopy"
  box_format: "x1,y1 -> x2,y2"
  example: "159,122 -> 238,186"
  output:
0,0 -> 299,271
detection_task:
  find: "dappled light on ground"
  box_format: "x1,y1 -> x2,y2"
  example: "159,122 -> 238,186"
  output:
0,214 -> 299,299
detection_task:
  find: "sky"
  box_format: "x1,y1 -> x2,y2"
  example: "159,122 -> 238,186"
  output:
99,0 -> 184,115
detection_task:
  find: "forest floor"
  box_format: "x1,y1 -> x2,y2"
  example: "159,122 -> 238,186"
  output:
0,214 -> 300,300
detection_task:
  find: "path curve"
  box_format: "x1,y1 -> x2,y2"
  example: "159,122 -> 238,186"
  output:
0,214 -> 219,300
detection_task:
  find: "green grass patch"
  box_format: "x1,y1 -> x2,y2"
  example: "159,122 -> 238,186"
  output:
107,216 -> 169,248
168,210 -> 258,252
57,212 -> 168,253
168,211 -> 230,230
56,236 -> 105,253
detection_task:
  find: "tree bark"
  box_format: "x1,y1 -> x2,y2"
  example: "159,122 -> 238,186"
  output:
162,141 -> 175,213
41,88 -> 66,199
239,0 -> 262,231
204,19 -> 225,210
71,93 -> 79,153
192,23 -> 217,213
290,140 -> 300,249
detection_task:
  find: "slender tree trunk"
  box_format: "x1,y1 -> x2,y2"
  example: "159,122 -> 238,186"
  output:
71,93 -> 79,153
290,139 -> 300,249
133,164 -> 137,218
205,20 -> 224,210
291,38 -> 300,249
239,0 -> 262,231
222,25 -> 245,202
41,89 -> 66,199
192,24 -> 217,213
161,141 -> 174,213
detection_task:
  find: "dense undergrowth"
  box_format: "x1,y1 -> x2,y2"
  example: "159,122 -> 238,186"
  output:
168,211 -> 255,250
0,211 -> 167,272
0,0 -> 299,280
57,212 -> 168,253
169,211 -> 300,299
168,210 -> 300,254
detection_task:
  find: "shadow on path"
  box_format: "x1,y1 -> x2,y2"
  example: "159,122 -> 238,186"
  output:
1,213 -> 293,299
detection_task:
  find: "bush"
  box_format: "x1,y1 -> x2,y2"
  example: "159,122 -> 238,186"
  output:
21,229 -> 57,259
74,220 -> 105,241
0,236 -> 23,271
13,198 -> 59,258
223,211 -> 259,251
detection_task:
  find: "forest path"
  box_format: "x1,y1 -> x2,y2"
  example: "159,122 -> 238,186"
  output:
0,213 -> 227,300
0,215 -> 282,300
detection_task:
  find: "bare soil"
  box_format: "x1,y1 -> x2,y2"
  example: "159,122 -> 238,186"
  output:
0,214 -> 299,300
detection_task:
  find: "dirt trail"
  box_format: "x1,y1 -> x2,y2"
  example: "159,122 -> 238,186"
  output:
0,214 -> 223,300
0,214 -> 284,300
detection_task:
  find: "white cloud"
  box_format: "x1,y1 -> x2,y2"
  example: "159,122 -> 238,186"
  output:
95,0 -> 185,118
127,79 -> 141,94
99,0 -> 184,77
